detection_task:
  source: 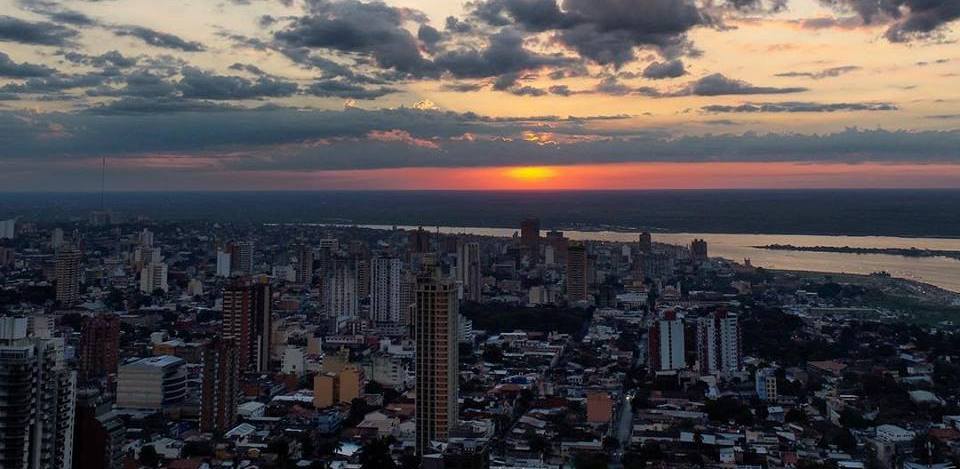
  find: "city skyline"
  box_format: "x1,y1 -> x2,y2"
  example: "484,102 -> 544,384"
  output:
0,0 -> 958,190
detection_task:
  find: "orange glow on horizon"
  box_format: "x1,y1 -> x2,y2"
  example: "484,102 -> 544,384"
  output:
219,162 -> 960,191
505,166 -> 558,184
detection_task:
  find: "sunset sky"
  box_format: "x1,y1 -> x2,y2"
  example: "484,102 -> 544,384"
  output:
0,0 -> 958,190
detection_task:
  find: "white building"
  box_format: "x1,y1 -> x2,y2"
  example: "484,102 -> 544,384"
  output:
116,355 -> 187,409
370,257 -> 402,324
697,311 -> 742,375
326,261 -> 358,332
649,311 -> 685,371
216,250 -> 232,277
0,218 -> 15,239
140,262 -> 169,293
756,367 -> 778,401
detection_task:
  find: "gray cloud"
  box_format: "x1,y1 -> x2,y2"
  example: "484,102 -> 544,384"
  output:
113,26 -> 206,52
306,80 -> 398,100
61,50 -> 139,68
0,15 -> 78,46
274,0 -> 437,77
702,101 -> 899,113
819,0 -> 960,42
434,28 -> 572,78
470,0 -> 710,66
176,68 -> 298,100
642,60 -> 686,79
686,73 -> 807,96
775,65 -> 861,79
0,52 -> 57,78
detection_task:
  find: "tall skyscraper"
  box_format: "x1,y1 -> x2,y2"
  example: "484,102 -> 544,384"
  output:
325,260 -> 358,332
0,317 -> 76,469
456,241 -> 481,303
566,242 -> 588,303
0,218 -> 15,239
696,311 -> 742,376
73,387 -> 124,469
370,257 -> 403,324
648,310 -> 686,372
50,228 -> 64,249
691,238 -> 709,263
229,241 -> 254,275
411,227 -> 431,253
520,217 -> 540,262
638,232 -> 653,254
201,338 -> 240,433
415,257 -> 459,456
78,314 -> 120,382
222,277 -> 272,372
216,250 -> 232,277
55,245 -> 81,305
295,244 -> 314,285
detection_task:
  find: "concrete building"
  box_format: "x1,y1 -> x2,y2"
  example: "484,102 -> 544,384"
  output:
456,241 -> 482,303
216,250 -> 231,277
139,261 -> 168,293
415,256 -> 459,455
313,366 -> 363,408
325,260 -> 358,332
520,217 -> 540,262
78,314 -> 120,381
370,257 -> 403,324
756,367 -> 778,402
648,310 -> 686,372
222,276 -> 272,372
586,391 -> 614,424
0,218 -> 14,239
296,243 -> 313,285
73,387 -> 124,469
696,311 -> 742,375
201,339 -> 240,433
116,355 -> 187,409
566,242 -> 589,303
54,245 -> 81,304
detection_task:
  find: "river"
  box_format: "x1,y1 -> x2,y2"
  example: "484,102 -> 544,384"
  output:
355,225 -> 960,292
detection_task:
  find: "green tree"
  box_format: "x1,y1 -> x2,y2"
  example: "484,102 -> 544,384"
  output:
360,437 -> 397,469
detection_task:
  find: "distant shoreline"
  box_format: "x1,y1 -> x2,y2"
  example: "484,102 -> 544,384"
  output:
755,244 -> 960,261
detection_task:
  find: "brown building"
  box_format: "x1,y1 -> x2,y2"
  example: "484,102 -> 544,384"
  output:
78,314 -> 121,381
415,256 -> 459,455
566,242 -> 588,303
222,276 -> 272,372
586,391 -> 614,424
313,365 -> 363,408
55,245 -> 81,304
520,217 -> 540,262
73,388 -> 125,469
200,339 -> 240,433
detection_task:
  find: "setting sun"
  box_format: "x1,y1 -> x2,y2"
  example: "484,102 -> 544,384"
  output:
505,167 -> 558,183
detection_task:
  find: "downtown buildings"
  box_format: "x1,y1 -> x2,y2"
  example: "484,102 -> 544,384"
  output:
54,245 -> 81,304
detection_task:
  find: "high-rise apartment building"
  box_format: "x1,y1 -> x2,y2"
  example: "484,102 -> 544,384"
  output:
216,250 -> 232,277
648,310 -> 686,372
50,228 -> 64,249
566,242 -> 588,303
520,217 -> 540,261
73,387 -> 126,469
370,257 -> 403,324
639,232 -> 653,254
222,277 -> 272,372
201,339 -> 240,433
691,238 -> 709,263
73,387 -> 124,469
139,261 -> 168,293
78,314 -> 120,381
414,257 -> 459,455
229,241 -> 254,275
325,260 -> 358,332
296,244 -> 313,285
411,227 -> 431,253
696,311 -> 742,375
0,317 -> 76,469
55,245 -> 81,304
756,367 -> 778,402
456,241 -> 481,303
